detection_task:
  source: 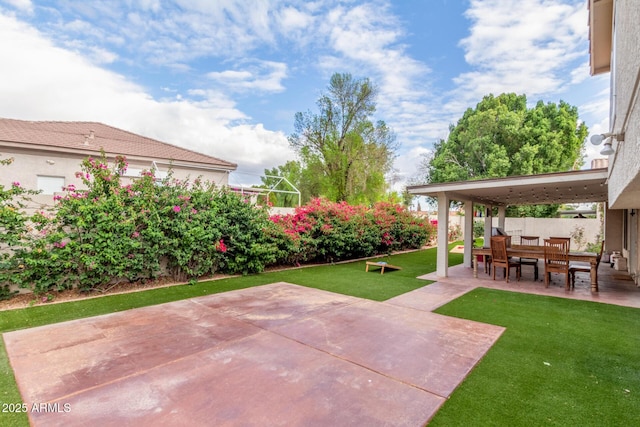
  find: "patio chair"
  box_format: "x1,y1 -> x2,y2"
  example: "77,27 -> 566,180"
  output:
569,241 -> 604,289
483,235 -> 511,275
544,238 -> 570,289
490,236 -> 520,282
518,235 -> 539,281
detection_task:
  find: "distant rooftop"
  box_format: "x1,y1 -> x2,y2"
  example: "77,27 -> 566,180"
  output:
0,118 -> 236,170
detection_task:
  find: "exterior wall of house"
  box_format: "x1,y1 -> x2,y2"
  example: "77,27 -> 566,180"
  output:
607,0 -> 640,209
0,146 -> 231,210
604,207 -> 624,254
606,0 -> 640,282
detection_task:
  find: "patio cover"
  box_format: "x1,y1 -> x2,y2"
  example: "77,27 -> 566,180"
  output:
407,168 -> 609,278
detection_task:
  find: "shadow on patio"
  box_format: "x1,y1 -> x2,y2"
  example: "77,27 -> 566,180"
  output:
418,260 -> 640,309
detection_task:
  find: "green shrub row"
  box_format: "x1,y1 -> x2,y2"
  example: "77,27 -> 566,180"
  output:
0,153 -> 434,296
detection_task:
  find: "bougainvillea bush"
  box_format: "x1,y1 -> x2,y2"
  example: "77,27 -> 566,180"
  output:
268,198 -> 433,264
0,156 -> 42,299
1,153 -> 276,294
0,153 -> 433,296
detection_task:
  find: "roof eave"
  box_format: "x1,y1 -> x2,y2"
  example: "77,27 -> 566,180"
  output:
0,140 -> 237,171
589,0 -> 613,76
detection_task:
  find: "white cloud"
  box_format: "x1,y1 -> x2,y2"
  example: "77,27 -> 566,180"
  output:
206,61 -> 288,93
3,0 -> 33,13
452,0 -> 588,103
0,12 -> 294,184
390,145 -> 433,191
278,6 -> 313,32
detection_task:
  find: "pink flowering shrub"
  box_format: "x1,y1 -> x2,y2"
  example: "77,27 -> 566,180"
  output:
268,198 -> 433,264
1,152 -> 431,297
3,152 -> 276,294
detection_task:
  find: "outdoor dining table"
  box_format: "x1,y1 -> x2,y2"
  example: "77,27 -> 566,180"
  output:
472,245 -> 600,292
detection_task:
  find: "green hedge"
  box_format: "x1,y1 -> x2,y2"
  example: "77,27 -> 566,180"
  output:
0,154 -> 434,295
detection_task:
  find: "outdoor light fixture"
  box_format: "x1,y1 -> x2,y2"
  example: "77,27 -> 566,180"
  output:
590,132 -> 625,156
600,142 -> 615,156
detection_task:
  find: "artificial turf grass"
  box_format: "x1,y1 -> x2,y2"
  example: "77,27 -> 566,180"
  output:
0,245 -> 461,427
0,246 -> 460,332
0,341 -> 24,427
430,288 -> 640,427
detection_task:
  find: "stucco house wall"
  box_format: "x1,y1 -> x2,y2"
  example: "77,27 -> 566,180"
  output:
0,119 -> 236,210
601,0 -> 640,281
2,148 -> 231,209
607,0 -> 640,209
604,207 -> 624,254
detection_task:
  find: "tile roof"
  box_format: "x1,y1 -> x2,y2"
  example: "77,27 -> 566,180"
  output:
0,118 -> 236,169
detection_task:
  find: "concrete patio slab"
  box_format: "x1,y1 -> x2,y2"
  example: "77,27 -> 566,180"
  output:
3,299 -> 263,404
25,332 -> 443,427
3,282 -> 505,426
273,300 -> 504,398
192,281 -> 360,329
386,282 -> 474,312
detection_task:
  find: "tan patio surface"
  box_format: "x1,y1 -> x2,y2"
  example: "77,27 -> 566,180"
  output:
3,282 -> 505,427
417,260 -> 640,309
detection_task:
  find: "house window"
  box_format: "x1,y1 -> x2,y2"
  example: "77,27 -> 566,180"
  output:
37,176 -> 65,195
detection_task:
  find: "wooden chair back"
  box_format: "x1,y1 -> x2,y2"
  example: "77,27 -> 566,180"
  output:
544,238 -> 570,266
520,236 -> 539,246
490,236 -> 509,263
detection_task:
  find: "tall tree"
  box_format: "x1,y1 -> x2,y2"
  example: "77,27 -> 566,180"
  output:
419,93 -> 588,217
288,73 -> 397,204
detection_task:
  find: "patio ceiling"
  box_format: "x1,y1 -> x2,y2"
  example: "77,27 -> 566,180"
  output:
407,168 -> 609,207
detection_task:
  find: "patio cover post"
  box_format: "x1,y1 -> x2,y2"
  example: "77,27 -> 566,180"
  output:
437,192 -> 450,277
464,200 -> 474,267
483,205 -> 492,247
498,206 -> 506,231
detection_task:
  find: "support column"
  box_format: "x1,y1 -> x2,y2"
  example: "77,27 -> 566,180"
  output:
498,206 -> 506,231
464,201 -> 474,267
483,205 -> 492,247
437,192 -> 450,278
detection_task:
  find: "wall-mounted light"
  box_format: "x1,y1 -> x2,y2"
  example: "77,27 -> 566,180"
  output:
631,209 -> 636,217
590,132 -> 625,156
46,159 -> 55,165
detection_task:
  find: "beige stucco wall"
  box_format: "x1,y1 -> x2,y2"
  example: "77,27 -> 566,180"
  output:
608,0 -> 640,209
604,207 -> 624,254
1,147 -> 231,210
269,207 -> 297,216
605,0 -> 640,282
493,218 -> 602,250
445,215 -> 603,250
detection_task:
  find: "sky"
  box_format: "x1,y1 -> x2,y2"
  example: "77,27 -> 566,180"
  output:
0,0 -> 611,191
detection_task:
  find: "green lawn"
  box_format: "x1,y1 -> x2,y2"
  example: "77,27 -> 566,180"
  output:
431,288 -> 640,426
2,245 -> 639,426
0,245 -> 460,427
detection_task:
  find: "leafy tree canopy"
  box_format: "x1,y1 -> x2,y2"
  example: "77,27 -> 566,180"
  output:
420,93 -> 588,217
288,73 -> 397,204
